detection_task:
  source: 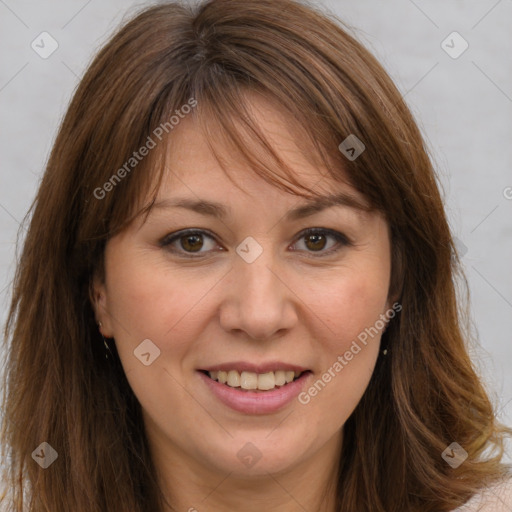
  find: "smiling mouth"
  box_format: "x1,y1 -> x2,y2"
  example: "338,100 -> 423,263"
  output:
200,369 -> 309,392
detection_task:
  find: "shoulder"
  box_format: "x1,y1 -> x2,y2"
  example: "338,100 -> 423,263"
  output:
452,476 -> 512,511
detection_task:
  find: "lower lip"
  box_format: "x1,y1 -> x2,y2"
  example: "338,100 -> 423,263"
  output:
198,371 -> 312,415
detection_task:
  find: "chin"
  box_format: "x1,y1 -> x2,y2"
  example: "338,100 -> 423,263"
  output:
201,432 -> 308,475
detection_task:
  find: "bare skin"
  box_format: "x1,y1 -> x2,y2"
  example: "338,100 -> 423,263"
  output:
93,96 -> 394,511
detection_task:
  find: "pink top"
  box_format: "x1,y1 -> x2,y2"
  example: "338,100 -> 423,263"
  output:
453,477 -> 512,511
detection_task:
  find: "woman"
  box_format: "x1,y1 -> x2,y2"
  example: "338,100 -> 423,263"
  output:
1,0 -> 511,510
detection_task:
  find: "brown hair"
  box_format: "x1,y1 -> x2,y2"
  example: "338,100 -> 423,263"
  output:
2,0 -> 510,510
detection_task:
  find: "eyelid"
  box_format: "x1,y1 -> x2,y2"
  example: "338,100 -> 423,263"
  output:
159,229 -> 220,257
160,227 -> 351,258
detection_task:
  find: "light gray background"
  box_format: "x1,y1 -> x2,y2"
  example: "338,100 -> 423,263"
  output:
1,0 -> 511,462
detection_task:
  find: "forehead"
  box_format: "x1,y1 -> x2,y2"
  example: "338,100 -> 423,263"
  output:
128,90 -> 379,235
156,149 -> 370,229
157,93 -> 367,208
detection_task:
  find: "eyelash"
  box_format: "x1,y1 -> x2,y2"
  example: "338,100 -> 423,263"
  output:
159,227 -> 351,259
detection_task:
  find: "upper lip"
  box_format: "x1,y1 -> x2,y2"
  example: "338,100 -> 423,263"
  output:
200,361 -> 310,374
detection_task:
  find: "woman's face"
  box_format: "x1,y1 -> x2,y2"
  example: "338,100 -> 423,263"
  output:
94,97 -> 393,481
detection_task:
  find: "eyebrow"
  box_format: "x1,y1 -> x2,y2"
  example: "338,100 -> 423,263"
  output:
151,192 -> 371,221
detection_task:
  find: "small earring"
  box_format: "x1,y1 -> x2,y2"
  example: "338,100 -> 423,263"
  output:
98,322 -> 113,360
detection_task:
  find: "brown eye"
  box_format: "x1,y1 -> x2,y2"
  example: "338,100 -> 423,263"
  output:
161,227 -> 350,259
161,229 -> 218,257
293,228 -> 350,257
304,233 -> 327,251
180,233 -> 204,252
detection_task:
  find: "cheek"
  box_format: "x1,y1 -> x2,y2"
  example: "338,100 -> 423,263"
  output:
315,265 -> 390,351
103,247 -> 220,370
102,254 -> 202,413
105,243 -> 184,335
308,226 -> 391,348
297,261 -> 389,424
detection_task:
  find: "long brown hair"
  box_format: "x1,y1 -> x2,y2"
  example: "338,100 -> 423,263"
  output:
2,0 -> 510,510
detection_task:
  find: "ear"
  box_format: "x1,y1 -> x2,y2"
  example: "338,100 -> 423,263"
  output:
89,271 -> 114,337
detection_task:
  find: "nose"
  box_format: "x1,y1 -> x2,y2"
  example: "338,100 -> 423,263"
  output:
219,247 -> 298,341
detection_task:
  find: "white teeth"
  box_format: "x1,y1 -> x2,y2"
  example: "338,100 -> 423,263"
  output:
206,369 -> 305,391
274,370 -> 286,386
285,371 -> 295,383
240,371 -> 258,390
257,372 -> 275,390
227,370 -> 240,387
